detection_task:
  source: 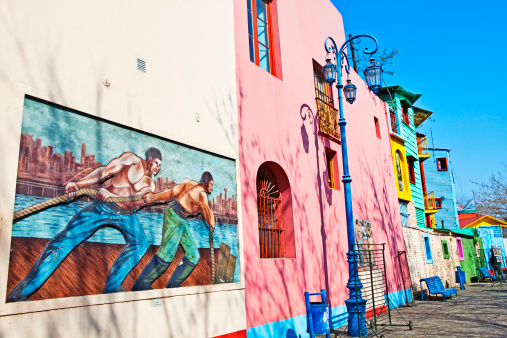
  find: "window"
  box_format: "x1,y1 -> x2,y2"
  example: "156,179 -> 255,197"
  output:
313,60 -> 334,106
395,151 -> 404,192
476,242 -> 481,258
248,0 -> 275,74
456,237 -> 464,261
408,159 -> 416,184
437,157 -> 448,171
401,101 -> 410,125
442,240 -> 450,259
423,234 -> 433,263
374,117 -> 381,139
400,201 -> 409,227
325,148 -> 339,190
257,163 -> 295,258
389,108 -> 398,134
435,198 -> 442,208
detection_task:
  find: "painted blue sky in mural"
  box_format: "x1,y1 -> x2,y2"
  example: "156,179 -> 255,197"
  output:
21,98 -> 236,200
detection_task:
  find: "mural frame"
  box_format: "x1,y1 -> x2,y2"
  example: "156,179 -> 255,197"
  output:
0,86 -> 245,316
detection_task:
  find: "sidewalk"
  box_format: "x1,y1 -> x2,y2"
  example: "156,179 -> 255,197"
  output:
332,282 -> 507,338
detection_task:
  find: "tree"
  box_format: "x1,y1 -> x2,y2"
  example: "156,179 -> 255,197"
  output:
473,165 -> 507,221
349,46 -> 399,77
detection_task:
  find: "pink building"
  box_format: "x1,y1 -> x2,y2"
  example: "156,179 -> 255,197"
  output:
234,0 -> 409,336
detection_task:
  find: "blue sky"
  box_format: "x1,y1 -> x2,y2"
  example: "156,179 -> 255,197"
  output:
332,0 -> 507,200
21,98 -> 236,199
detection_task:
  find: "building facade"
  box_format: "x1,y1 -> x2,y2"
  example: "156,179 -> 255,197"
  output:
0,1 -> 246,337
234,1 -> 410,336
424,148 -> 460,229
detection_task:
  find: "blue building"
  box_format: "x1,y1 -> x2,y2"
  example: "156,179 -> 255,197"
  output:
476,226 -> 507,270
423,148 -> 459,229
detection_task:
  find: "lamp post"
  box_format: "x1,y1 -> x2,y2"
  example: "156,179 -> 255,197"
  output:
322,35 -> 382,337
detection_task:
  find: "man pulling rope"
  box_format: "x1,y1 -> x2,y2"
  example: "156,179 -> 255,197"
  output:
132,172 -> 216,290
7,148 -> 162,302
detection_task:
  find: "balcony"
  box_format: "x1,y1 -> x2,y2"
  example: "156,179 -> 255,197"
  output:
417,136 -> 430,161
424,191 -> 438,213
316,98 -> 340,141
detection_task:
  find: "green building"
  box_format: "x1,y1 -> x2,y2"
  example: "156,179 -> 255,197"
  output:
452,228 -> 484,283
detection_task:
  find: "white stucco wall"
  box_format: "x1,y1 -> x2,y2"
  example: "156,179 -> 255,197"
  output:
0,0 -> 245,336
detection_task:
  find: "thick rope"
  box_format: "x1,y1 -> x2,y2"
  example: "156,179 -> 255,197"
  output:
210,228 -> 215,284
14,188 -> 217,283
13,188 -> 142,220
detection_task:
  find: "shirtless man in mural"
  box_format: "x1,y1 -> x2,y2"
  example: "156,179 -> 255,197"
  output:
7,148 -> 162,302
131,172 -> 215,290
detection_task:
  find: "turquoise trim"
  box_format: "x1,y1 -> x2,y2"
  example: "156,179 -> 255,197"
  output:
387,288 -> 413,309
247,289 -> 412,338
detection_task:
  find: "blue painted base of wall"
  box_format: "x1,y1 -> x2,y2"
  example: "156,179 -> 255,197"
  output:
246,289 -> 412,338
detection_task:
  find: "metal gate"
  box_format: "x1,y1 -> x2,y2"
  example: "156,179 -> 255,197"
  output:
349,244 -> 413,337
397,251 -> 414,305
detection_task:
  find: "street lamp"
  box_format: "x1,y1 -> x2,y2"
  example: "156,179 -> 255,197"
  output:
323,35 -> 382,337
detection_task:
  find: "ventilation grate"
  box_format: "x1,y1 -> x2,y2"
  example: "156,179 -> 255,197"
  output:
136,58 -> 146,72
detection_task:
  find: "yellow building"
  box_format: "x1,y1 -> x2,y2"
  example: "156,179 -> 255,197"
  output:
390,134 -> 412,202
460,214 -> 507,229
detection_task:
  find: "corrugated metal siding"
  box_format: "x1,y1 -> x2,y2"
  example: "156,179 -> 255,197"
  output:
416,207 -> 425,227
393,94 -> 424,209
424,149 -> 459,229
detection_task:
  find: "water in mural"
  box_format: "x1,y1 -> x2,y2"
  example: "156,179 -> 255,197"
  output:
7,97 -> 240,302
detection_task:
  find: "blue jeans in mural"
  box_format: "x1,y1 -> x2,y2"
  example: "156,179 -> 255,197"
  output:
7,201 -> 149,302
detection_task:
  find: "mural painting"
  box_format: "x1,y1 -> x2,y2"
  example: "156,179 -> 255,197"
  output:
7,97 -> 239,302
354,219 -> 374,268
492,246 -> 504,263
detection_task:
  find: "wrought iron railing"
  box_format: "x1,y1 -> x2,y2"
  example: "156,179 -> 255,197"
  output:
418,137 -> 429,156
257,195 -> 284,258
424,191 -> 436,210
316,98 -> 340,140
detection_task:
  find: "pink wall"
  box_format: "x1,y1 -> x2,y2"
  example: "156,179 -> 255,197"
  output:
234,0 -> 406,329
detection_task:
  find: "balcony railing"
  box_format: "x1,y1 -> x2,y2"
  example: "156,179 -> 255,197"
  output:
316,98 -> 340,140
418,137 -> 429,156
424,191 -> 436,210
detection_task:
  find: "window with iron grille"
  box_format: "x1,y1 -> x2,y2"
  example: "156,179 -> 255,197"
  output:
313,59 -> 334,106
247,0 -> 276,74
257,165 -> 284,258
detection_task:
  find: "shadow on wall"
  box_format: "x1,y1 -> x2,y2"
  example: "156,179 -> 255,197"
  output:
234,47 -> 409,334
286,328 -> 299,338
0,6 -> 245,337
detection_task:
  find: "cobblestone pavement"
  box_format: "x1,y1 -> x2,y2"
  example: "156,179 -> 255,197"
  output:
328,282 -> 507,338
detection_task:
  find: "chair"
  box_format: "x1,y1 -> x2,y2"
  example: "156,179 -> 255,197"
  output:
419,276 -> 457,301
476,267 -> 498,286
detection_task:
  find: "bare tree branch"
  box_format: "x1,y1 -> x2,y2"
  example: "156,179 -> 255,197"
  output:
473,164 -> 507,221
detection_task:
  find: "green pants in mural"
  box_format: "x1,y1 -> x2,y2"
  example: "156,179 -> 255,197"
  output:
157,205 -> 200,263
131,201 -> 200,291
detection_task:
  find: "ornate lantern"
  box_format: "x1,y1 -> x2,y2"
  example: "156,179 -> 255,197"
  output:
322,58 -> 337,85
343,79 -> 357,104
364,58 -> 383,94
